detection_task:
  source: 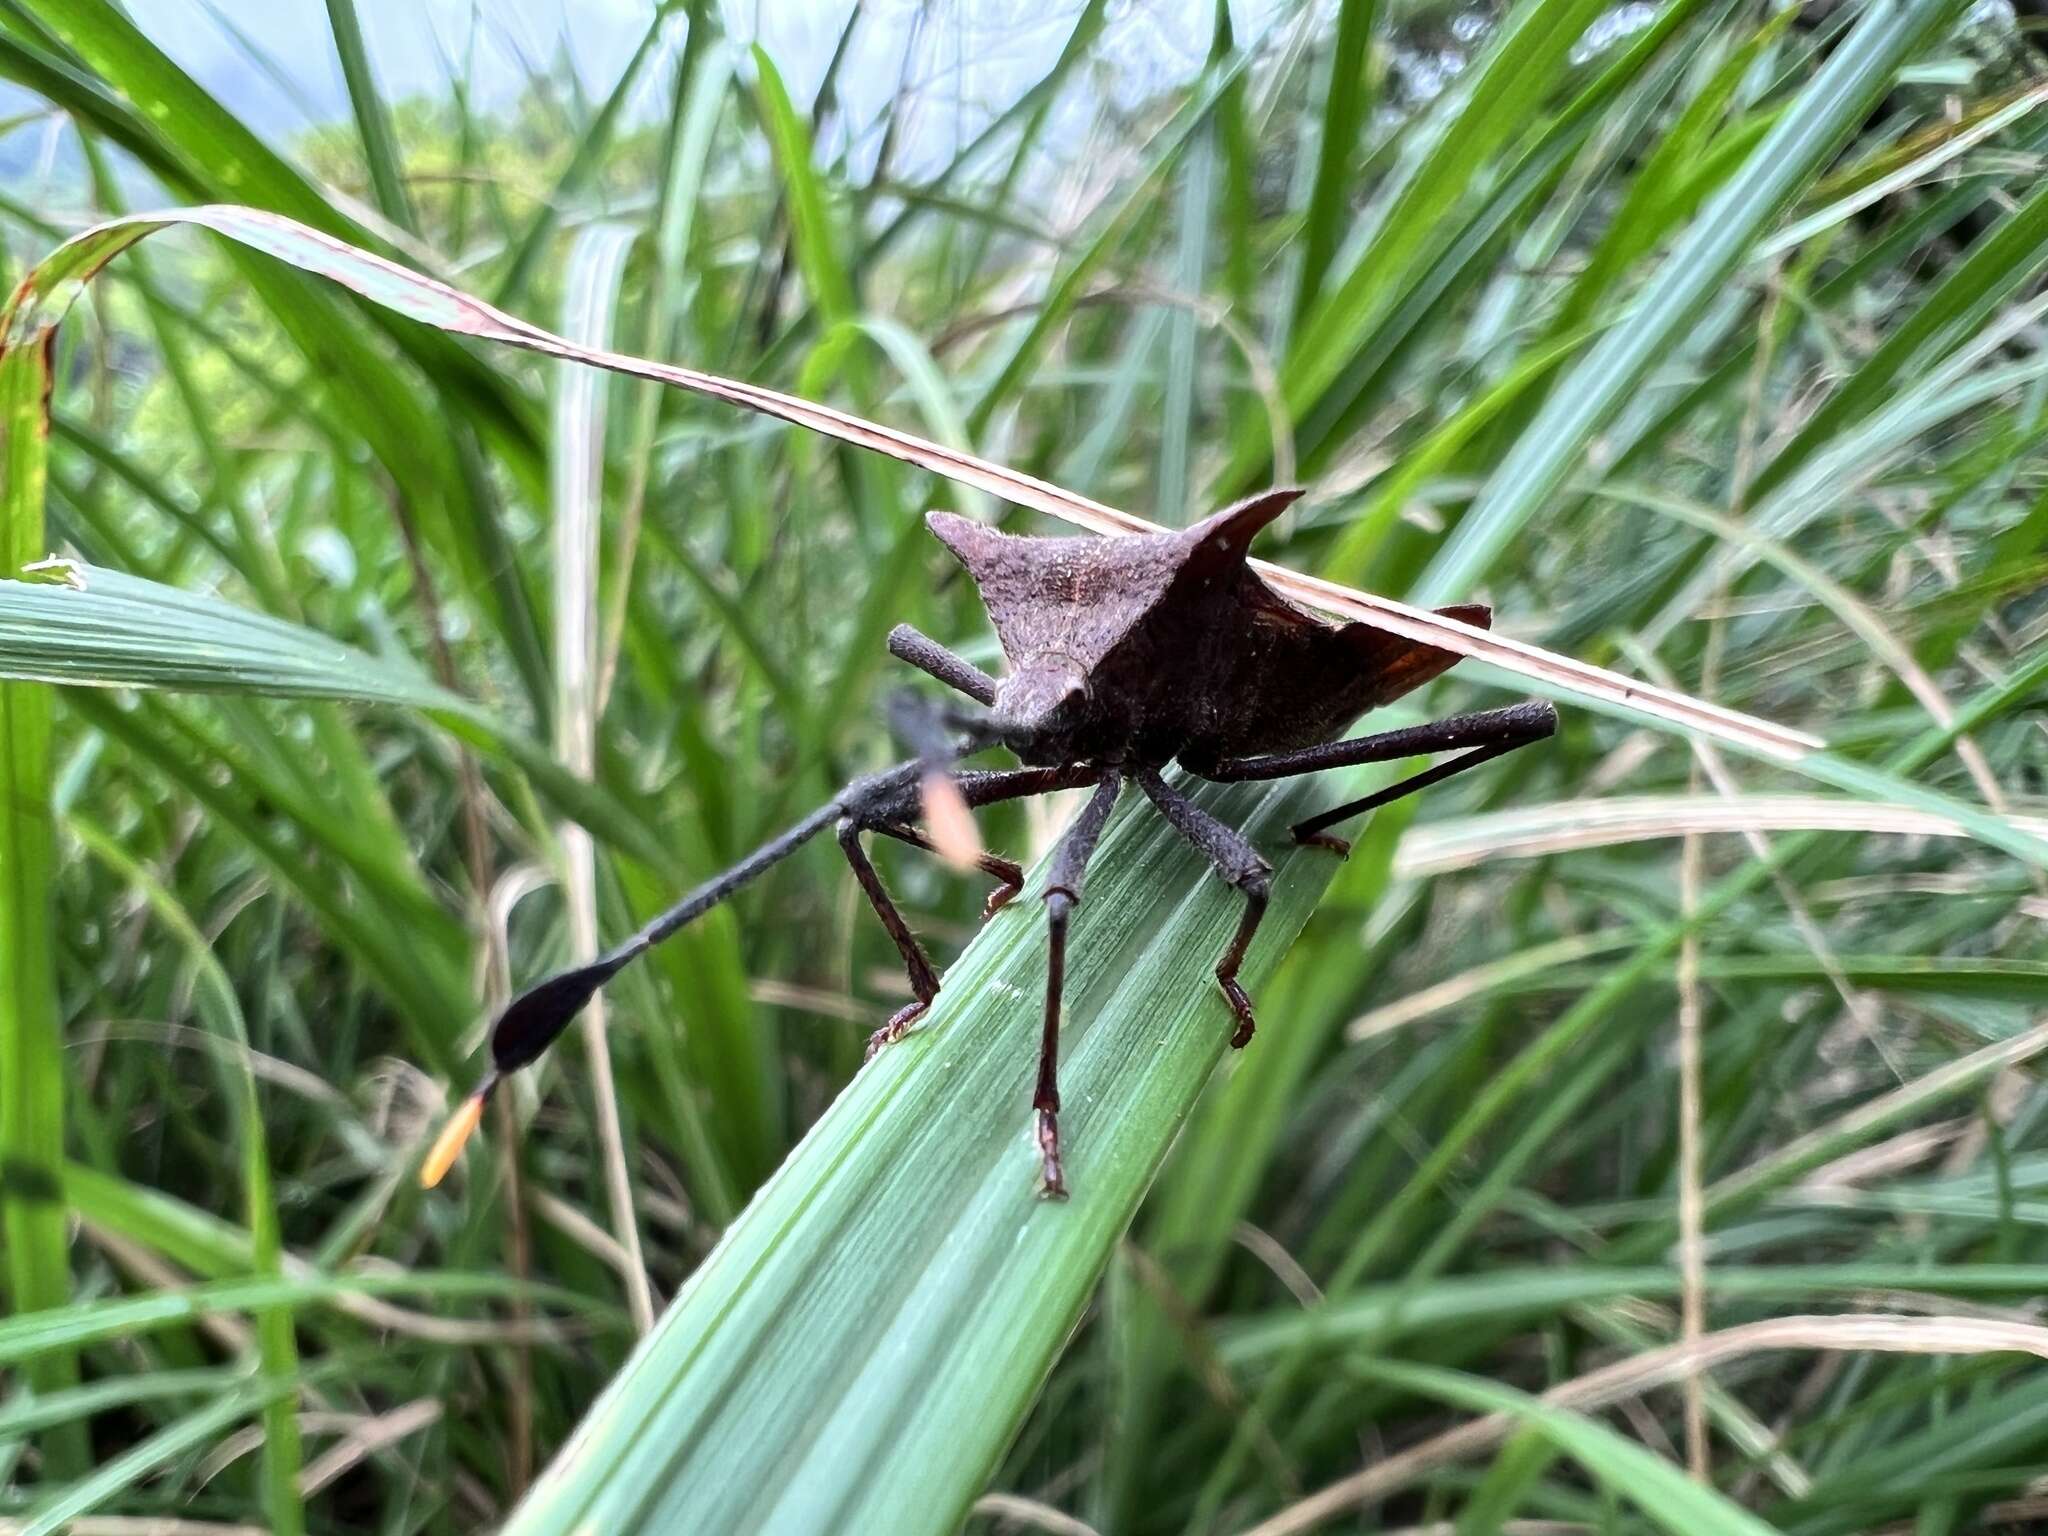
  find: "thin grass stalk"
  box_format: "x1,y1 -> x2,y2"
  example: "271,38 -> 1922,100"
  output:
0,267 -> 82,1475
1676,810 -> 1707,1481
554,221 -> 654,1332
320,0 -> 416,233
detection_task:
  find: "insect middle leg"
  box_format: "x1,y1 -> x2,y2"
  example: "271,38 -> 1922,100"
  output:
1135,769 -> 1273,1051
1197,701 -> 1557,856
1033,772 -> 1124,1199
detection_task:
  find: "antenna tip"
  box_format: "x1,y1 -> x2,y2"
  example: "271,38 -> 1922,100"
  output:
921,769 -> 983,870
419,1089 -> 489,1189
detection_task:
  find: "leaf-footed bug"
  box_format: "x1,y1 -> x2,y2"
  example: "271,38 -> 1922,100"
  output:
421,488 -> 1555,1197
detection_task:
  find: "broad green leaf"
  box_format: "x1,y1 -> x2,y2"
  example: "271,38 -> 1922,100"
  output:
500,780 -> 1341,1536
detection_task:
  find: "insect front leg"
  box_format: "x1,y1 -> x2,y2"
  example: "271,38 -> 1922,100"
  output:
1033,773 -> 1123,1199
1135,770 -> 1273,1051
843,764 -> 1098,1060
836,817 -> 947,1058
865,819 -> 1026,919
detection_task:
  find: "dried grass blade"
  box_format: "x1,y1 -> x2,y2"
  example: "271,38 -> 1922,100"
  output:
8,205 -> 1821,764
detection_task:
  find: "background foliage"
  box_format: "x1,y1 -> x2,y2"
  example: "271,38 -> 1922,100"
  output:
2,0 -> 2048,1532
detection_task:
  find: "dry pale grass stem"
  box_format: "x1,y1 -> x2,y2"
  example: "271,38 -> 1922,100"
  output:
1241,1313 -> 2048,1536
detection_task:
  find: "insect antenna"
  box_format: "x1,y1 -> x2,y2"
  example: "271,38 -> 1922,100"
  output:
422,754 -> 950,1186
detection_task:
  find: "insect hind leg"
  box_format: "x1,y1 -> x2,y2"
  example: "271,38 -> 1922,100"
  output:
1289,704 -> 1555,855
1195,701 -> 1557,857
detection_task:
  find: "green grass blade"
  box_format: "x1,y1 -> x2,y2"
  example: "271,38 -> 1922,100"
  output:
1221,1265 -> 2048,1366
0,1271 -> 611,1367
321,0 -> 417,232
753,45 -> 857,326
1291,0 -> 1376,328
0,167 -> 80,1479
0,563 -> 471,708
1156,102 -> 1214,523
1415,0 -> 1961,602
1356,1359 -> 1784,1536
0,561 -> 668,869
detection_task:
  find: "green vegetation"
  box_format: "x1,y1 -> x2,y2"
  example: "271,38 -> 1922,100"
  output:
2,1 -> 2047,1532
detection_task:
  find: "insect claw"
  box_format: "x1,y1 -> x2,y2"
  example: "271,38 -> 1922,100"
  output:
865,997 -> 930,1061
1221,977 -> 1258,1049
1036,1108 -> 1068,1200
981,878 -> 1022,921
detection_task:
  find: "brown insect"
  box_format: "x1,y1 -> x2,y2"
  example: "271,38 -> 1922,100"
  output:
422,488 -> 1554,1196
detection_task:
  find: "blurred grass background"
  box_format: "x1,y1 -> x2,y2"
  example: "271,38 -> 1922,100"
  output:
3,0 -> 2048,1531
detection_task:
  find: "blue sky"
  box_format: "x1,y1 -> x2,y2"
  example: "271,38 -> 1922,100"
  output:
125,0 -> 1239,157
5,2 -> 1286,210
140,0 -> 827,135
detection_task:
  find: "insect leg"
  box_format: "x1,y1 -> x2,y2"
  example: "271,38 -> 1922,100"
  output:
842,762 -> 1101,1060
954,764 -> 1103,806
837,817 -> 947,1058
852,763 -> 1099,920
1135,770 -> 1273,1051
866,820 -> 1026,919
1195,701 -> 1557,856
489,760 -> 927,1077
425,759 -> 933,1187
888,623 -> 997,705
1033,773 -> 1123,1199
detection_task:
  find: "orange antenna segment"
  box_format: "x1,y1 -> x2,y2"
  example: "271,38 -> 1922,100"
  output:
922,770 -> 984,871
419,1092 -> 487,1189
